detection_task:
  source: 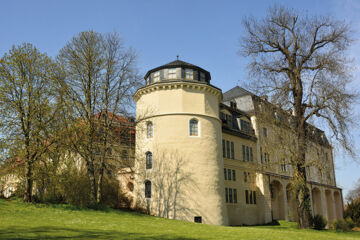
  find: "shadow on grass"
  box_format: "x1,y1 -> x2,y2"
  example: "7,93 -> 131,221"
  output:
0,226 -> 199,240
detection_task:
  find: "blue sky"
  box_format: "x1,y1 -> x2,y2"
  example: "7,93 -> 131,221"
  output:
1,0 -> 359,198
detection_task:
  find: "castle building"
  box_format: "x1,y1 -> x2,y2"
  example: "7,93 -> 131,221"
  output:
133,59 -> 344,226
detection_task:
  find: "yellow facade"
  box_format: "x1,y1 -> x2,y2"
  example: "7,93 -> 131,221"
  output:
133,60 -> 343,226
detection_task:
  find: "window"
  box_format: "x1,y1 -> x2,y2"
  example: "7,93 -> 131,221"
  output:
230,101 -> 237,109
227,169 -> 231,180
185,69 -> 193,80
145,180 -> 151,198
168,68 -> 176,79
189,119 -> 198,136
260,147 -> 263,163
250,147 -> 253,162
200,72 -> 205,82
262,127 -> 267,137
222,140 -> 225,158
224,168 -> 227,180
226,141 -> 230,158
194,216 -> 202,223
230,142 -> 234,159
244,172 -> 247,182
225,188 -> 228,203
233,189 -> 237,203
246,146 -> 249,161
281,162 -> 287,172
232,170 -> 236,181
245,190 -> 256,204
121,150 -> 128,159
146,152 -> 152,169
240,120 -> 251,133
154,71 -> 160,81
146,121 -> 153,138
242,145 -> 246,161
229,188 -> 233,203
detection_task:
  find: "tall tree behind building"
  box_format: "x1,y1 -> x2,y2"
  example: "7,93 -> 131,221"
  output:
58,30 -> 141,205
0,43 -> 64,202
240,5 -> 357,228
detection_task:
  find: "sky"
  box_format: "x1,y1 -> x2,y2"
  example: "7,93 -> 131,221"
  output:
1,0 -> 359,199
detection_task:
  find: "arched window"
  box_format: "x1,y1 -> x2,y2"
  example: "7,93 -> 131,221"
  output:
146,121 -> 153,138
146,152 -> 152,169
189,119 -> 198,136
145,180 -> 151,198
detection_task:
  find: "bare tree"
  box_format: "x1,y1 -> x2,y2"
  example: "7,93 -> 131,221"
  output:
58,30 -> 141,205
0,43 -> 64,202
240,5 -> 357,228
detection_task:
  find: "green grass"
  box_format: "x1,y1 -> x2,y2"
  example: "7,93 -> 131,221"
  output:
0,199 -> 359,240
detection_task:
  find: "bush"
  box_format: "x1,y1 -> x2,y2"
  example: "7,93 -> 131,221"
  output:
332,217 -> 355,231
311,214 -> 327,230
344,199 -> 360,227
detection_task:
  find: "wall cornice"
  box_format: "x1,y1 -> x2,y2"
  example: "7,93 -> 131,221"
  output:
133,81 -> 223,102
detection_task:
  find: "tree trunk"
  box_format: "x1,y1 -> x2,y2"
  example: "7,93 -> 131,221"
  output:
96,161 -> 105,204
86,159 -> 97,206
23,160 -> 33,202
295,119 -> 311,228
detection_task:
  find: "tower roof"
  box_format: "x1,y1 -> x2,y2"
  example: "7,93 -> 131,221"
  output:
144,59 -> 211,80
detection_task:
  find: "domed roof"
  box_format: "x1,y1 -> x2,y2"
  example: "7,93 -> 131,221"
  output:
144,59 -> 211,80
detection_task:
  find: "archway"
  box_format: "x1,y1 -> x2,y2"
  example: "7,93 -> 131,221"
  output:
325,189 -> 335,221
311,187 -> 322,216
333,191 -> 342,220
270,180 -> 285,220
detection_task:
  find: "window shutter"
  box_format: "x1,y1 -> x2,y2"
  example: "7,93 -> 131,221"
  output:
160,69 -> 165,80
193,70 -> 199,80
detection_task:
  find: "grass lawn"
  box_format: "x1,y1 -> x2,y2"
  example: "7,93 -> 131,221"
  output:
0,199 -> 359,240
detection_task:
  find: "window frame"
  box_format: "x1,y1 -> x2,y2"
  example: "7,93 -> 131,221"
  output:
145,180 -> 151,198
189,118 -> 199,137
146,121 -> 153,138
168,68 -> 176,79
146,151 -> 152,169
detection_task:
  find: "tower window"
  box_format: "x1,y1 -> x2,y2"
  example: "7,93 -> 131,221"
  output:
168,68 -> 176,79
145,180 -> 151,198
185,69 -> 193,80
189,119 -> 198,136
146,152 -> 152,169
146,121 -> 153,138
153,71 -> 160,81
200,72 -> 205,82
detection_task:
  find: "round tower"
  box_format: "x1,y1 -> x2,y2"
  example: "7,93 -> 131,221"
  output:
133,59 -> 228,225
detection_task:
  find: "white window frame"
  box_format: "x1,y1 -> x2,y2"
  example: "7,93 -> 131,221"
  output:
168,68 -> 176,79
153,71 -> 160,81
185,69 -> 193,80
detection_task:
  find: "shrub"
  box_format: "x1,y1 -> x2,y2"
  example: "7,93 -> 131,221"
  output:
344,198 -> 360,227
332,218 -> 355,231
311,214 -> 327,230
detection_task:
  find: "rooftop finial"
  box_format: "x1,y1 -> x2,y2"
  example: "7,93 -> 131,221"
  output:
176,55 -> 179,60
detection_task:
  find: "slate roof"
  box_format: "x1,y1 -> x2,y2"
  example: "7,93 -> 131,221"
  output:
223,86 -> 253,101
144,59 -> 211,80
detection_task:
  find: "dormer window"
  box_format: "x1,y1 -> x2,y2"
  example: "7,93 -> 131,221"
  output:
200,72 -> 205,82
168,68 -> 176,79
154,71 -> 160,81
185,69 -> 193,80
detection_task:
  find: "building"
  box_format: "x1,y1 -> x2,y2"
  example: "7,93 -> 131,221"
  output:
133,59 -> 344,226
